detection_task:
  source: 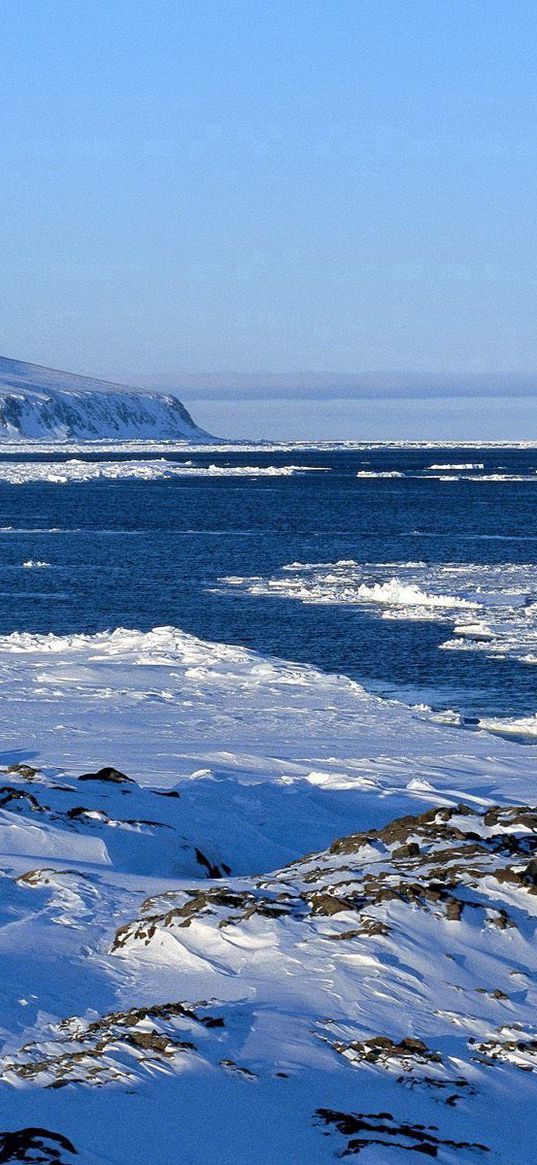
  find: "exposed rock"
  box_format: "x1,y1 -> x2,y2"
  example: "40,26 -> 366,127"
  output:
315,1108 -> 489,1157
308,892 -> 355,916
77,767 -> 135,785
5,764 -> 39,780
0,1128 -> 77,1163
0,1000 -> 224,1088
195,848 -> 225,879
0,788 -> 46,813
392,842 -> 421,859
333,1034 -> 441,1069
219,1059 -> 258,1081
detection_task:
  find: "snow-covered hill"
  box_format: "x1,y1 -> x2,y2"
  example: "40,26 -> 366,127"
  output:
0,626 -> 535,1162
0,356 -> 210,441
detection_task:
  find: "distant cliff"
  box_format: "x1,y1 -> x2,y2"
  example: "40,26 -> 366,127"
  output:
0,357 -> 210,440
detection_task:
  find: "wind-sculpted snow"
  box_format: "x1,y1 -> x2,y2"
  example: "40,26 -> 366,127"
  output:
0,761 -> 536,1159
221,559 -> 537,672
0,623 -> 532,808
0,355 -> 209,441
0,459 -> 318,483
0,627 -> 535,1161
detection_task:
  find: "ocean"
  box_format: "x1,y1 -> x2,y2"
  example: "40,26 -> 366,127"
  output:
0,441 -> 535,727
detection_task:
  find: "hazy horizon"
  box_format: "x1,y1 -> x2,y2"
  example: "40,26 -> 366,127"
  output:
182,394 -> 537,442
133,369 -> 537,440
1,350 -> 536,439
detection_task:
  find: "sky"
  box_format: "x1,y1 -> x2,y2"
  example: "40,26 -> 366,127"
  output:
0,0 -> 536,438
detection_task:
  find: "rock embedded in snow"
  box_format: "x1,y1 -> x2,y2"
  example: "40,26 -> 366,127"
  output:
0,1127 -> 77,1163
77,766 -> 135,785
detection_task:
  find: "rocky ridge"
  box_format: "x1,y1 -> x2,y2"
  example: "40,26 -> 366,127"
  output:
0,761 -> 536,1159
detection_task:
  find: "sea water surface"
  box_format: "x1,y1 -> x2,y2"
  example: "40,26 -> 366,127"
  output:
0,443 -> 535,724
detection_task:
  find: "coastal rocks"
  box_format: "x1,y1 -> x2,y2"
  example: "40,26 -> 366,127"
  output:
470,1030 -> 537,1071
0,1128 -> 77,1163
0,788 -> 46,813
0,764 -> 228,879
77,767 -> 135,785
0,1001 -> 224,1089
109,801 -> 537,964
219,1059 -> 258,1081
326,1032 -> 474,1104
5,764 -> 40,780
333,1035 -> 441,1069
110,887 -> 260,950
315,1108 -> 490,1158
1,786 -> 537,1160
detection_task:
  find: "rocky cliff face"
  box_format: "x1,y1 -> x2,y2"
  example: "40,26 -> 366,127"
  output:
0,356 -> 209,440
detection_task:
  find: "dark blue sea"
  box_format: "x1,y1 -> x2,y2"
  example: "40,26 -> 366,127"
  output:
0,444 -> 536,721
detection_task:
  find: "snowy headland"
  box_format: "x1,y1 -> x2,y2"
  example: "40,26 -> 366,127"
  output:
0,356 -> 209,441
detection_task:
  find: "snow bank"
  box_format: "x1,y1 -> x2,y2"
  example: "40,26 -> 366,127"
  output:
0,623 -> 532,822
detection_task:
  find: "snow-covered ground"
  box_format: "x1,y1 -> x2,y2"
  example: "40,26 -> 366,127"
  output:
0,626 -> 536,1161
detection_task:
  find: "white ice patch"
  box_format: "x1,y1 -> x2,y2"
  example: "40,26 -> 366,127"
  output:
426,463 -> 485,470
355,470 -> 404,478
0,459 -> 324,484
351,578 -> 477,610
426,472 -> 537,482
477,713 -> 537,740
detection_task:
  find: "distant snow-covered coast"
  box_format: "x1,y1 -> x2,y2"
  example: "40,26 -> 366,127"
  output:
0,356 -> 210,441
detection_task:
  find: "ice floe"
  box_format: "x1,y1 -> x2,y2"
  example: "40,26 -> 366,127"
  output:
0,459 -> 324,484
221,560 -> 537,667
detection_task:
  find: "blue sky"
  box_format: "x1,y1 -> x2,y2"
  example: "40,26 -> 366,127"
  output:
0,1 -> 536,435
